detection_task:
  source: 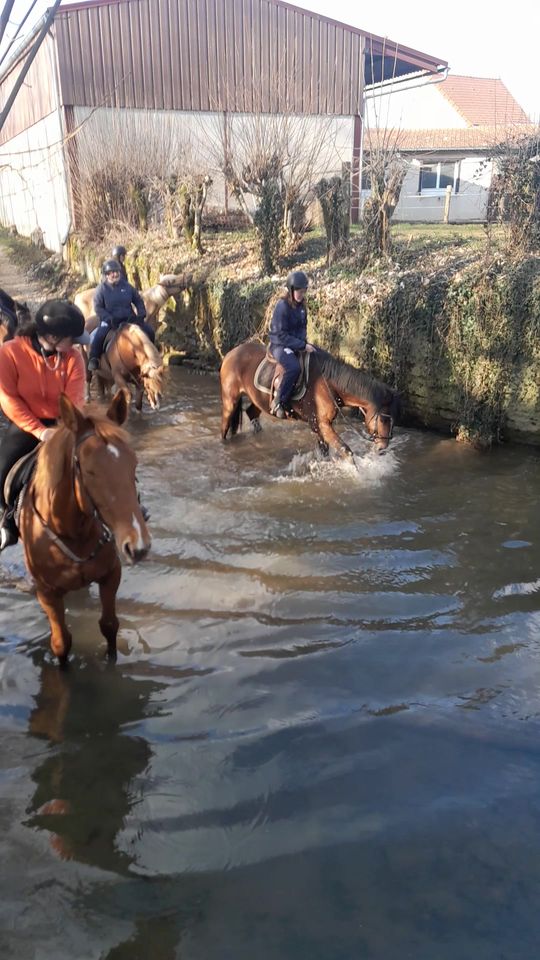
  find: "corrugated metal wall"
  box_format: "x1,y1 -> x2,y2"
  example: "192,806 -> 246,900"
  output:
0,33 -> 60,146
55,0 -> 364,116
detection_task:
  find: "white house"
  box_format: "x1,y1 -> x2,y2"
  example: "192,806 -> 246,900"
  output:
363,74 -> 532,223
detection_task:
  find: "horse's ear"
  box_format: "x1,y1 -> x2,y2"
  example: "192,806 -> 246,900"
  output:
59,393 -> 85,434
107,388 -> 129,425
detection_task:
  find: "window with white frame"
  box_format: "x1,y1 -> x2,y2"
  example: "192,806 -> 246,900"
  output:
418,161 -> 460,194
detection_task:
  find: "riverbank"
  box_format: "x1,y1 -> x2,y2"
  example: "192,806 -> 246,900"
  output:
2,223 -> 540,448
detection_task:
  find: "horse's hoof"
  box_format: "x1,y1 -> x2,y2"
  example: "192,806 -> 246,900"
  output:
252,420 -> 262,434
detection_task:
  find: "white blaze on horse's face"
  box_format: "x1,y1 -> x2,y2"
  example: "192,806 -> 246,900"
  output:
78,437 -> 151,564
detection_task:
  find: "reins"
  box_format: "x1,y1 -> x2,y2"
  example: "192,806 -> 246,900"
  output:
31,428 -> 113,564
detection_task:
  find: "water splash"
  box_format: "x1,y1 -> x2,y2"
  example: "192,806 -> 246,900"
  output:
285,443 -> 399,484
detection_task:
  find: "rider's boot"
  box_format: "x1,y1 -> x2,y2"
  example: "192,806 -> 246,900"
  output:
270,397 -> 287,419
87,357 -> 99,373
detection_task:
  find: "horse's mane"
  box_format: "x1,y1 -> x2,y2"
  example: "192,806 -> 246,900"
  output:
316,349 -> 398,408
34,406 -> 130,494
125,324 -> 162,370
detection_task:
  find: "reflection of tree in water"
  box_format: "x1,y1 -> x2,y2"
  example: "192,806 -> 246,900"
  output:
24,653 -> 160,876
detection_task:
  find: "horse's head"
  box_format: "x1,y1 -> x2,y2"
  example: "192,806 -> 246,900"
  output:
363,390 -> 401,453
158,273 -> 190,296
140,359 -> 163,409
59,390 -> 151,564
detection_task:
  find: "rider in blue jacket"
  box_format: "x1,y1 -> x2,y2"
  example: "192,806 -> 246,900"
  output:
268,270 -> 315,418
88,259 -> 154,372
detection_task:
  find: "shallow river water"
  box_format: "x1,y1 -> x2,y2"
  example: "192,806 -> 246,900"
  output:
2,366 -> 540,959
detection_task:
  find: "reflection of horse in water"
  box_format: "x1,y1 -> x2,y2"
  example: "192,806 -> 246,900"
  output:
75,274 -> 188,334
220,342 -> 401,458
19,390 -> 150,662
91,323 -> 163,411
0,287 -> 31,342
26,653 -> 160,874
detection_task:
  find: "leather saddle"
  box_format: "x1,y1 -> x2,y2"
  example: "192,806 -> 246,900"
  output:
254,351 -> 311,402
3,448 -> 38,528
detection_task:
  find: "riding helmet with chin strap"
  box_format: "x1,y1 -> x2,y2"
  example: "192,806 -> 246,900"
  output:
102,259 -> 122,275
35,300 -> 90,344
112,244 -> 127,259
286,270 -> 309,293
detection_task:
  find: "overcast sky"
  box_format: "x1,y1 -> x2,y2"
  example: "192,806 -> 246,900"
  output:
293,0 -> 539,121
1,0 -> 538,120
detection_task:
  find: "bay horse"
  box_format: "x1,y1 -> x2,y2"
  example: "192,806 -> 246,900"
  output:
0,287 -> 31,343
19,389 -> 151,663
91,323 -> 163,411
220,342 -> 400,458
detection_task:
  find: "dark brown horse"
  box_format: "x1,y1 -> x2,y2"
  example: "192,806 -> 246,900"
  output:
220,342 -> 400,457
91,323 -> 163,411
19,390 -> 151,663
0,287 -> 31,343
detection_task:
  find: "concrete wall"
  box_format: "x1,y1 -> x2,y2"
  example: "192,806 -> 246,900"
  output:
0,111 -> 71,251
71,106 -> 354,212
364,79 -> 465,131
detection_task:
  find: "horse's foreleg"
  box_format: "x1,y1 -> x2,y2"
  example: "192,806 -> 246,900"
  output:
317,419 -> 353,459
98,563 -> 122,660
35,588 -> 72,664
112,371 -> 132,407
246,403 -> 262,433
134,383 -> 143,412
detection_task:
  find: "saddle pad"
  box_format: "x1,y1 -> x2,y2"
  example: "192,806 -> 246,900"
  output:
253,352 -> 310,400
4,448 -> 38,511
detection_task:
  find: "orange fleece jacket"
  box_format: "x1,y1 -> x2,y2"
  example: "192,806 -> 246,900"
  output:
0,336 -> 86,439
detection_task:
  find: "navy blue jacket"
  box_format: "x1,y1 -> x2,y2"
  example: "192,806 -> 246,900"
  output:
268,298 -> 307,351
93,279 -> 146,327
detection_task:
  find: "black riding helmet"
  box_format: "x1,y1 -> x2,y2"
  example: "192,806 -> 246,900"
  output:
112,244 -> 127,258
102,259 -> 122,275
35,300 -> 90,344
286,270 -> 309,292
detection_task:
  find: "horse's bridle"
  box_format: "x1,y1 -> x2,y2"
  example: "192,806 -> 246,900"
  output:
364,409 -> 395,443
32,428 -> 113,564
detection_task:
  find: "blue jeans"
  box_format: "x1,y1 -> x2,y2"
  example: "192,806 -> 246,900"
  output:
270,346 -> 301,406
90,318 -> 155,360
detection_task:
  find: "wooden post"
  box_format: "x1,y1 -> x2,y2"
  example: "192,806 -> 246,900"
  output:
351,114 -> 362,224
443,184 -> 452,223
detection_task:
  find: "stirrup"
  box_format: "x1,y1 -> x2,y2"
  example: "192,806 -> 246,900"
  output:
0,515 -> 18,551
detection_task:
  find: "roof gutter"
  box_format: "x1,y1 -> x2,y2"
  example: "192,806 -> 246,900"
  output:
364,65 -> 449,99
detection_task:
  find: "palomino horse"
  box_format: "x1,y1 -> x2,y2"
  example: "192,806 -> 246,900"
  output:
75,274 -> 188,334
19,390 -> 150,663
0,287 -> 31,343
220,342 -> 400,458
91,323 -> 163,411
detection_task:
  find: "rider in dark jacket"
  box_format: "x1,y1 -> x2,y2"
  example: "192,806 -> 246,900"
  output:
268,270 -> 314,418
88,260 -> 154,371
111,244 -> 128,281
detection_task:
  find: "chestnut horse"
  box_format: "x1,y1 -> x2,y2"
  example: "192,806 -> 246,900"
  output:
0,287 -> 31,343
220,342 -> 400,458
19,390 -> 151,663
91,323 -> 163,411
76,273 -> 188,333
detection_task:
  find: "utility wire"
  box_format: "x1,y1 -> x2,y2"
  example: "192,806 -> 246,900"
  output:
0,0 -> 40,69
